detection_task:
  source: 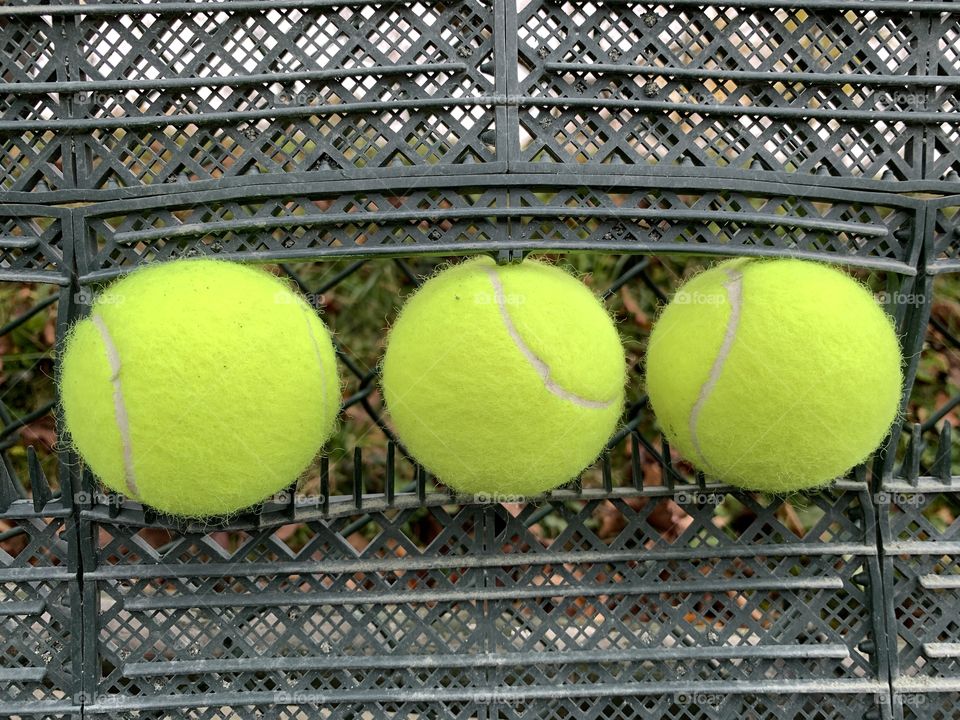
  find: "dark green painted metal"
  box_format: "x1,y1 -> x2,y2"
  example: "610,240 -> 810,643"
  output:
1,1 -> 959,718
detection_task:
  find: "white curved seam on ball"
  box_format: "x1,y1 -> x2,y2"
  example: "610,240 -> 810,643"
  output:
300,303 -> 329,424
91,313 -> 139,498
688,267 -> 744,470
482,266 -> 614,410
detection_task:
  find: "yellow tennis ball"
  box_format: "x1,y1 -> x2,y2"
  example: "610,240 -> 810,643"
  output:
381,256 -> 626,497
645,258 -> 903,492
60,260 -> 340,517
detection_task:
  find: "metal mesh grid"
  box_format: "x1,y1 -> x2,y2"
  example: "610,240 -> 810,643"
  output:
879,272 -> 960,720
0,485 -> 78,717
76,488 -> 890,719
508,1 -> 960,192
0,206 -> 68,284
76,182 -> 507,281
516,5 -> 925,179
0,528 -> 76,716
0,249 -> 77,716
71,180 -> 922,282
0,14 -> 67,195
880,476 -> 960,718
932,196 -> 960,273
2,1 -> 959,203
67,2 -> 498,191
1,1 -> 959,718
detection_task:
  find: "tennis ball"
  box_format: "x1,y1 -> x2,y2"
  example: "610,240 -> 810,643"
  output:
645,258 -> 902,492
60,260 -> 340,517
381,256 -> 625,497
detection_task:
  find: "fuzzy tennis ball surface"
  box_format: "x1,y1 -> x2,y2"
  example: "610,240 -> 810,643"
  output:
645,258 -> 902,492
381,256 -> 625,497
60,260 -> 340,517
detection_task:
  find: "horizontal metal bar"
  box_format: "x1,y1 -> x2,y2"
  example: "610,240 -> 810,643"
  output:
525,96 -> 959,123
884,542 -> 960,555
1,0 -> 955,16
64,166 -> 512,212
78,243 -> 916,288
12,162 -> 943,205
111,207 -> 888,246
0,566 -> 73,582
122,643 -> 851,678
931,262 -> 960,275
0,667 -> 46,683
0,235 -> 39,249
598,0 -> 955,7
503,164 -> 945,198
0,498 -> 70,521
881,478 -> 960,492
0,96 -> 488,132
919,574 -> 960,589
3,91 -> 958,133
0,701 -> 78,717
923,643 -> 960,658
85,247 -> 915,287
86,539 -> 874,580
0,204 -> 66,217
0,0 -> 407,16
0,599 -> 44,617
111,207 -> 500,244
545,63 -> 960,88
6,63 -> 467,95
121,576 -> 844,610
13,63 -> 947,99
74,169 -> 924,216
894,677 -> 960,692
0,270 -> 69,286
84,679 -> 890,712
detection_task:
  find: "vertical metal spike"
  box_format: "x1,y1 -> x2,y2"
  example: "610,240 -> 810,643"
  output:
386,442 -> 396,505
906,423 -> 922,487
0,455 -> 17,513
417,465 -> 426,503
628,432 -> 644,491
662,435 -> 675,490
320,456 -> 330,515
602,451 -> 612,492
936,423 -> 953,484
353,447 -> 363,510
107,491 -> 121,519
28,447 -> 51,513
286,480 -> 298,522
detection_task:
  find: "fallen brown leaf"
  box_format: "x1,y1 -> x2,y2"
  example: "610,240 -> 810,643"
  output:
620,285 -> 651,329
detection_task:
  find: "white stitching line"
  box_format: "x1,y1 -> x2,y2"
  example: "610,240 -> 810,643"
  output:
689,267 -> 744,470
483,266 -> 614,410
91,313 -> 139,498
